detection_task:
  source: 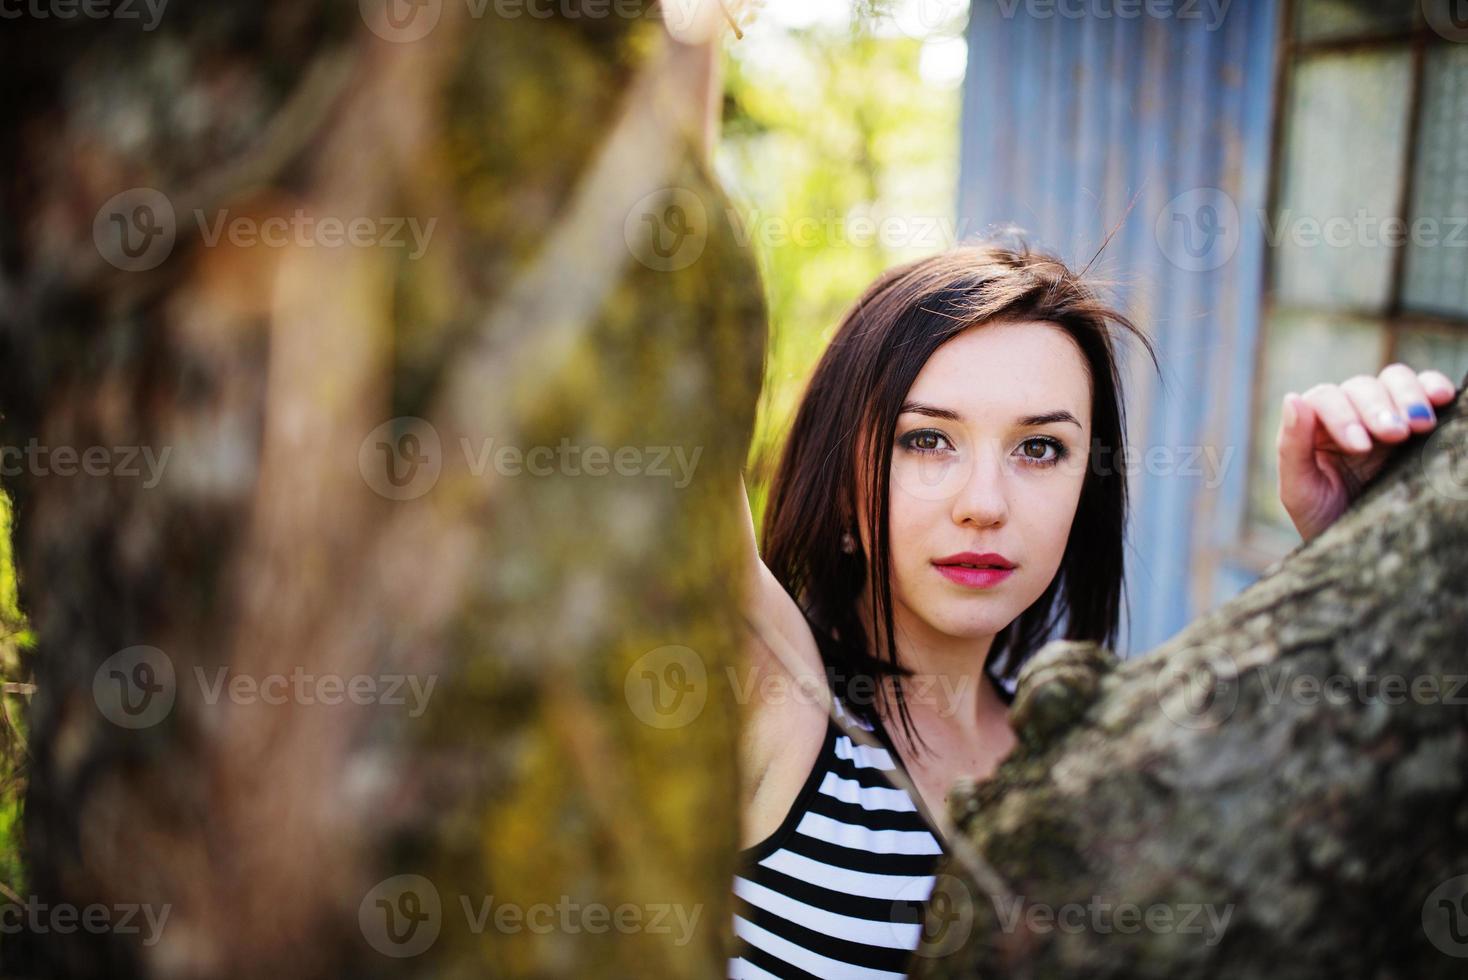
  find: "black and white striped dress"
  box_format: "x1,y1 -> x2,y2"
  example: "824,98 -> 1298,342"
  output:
726,693 -> 946,979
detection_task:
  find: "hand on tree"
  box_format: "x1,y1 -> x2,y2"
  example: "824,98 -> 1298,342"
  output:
1276,363 -> 1459,543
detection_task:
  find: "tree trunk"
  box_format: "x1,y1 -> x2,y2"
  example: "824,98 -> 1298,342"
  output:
2,4 -> 761,977
915,376 -> 1468,978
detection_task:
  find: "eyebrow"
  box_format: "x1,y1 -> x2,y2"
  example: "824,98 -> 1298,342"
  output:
899,401 -> 1083,429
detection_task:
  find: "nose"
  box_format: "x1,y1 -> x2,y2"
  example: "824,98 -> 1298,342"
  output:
950,436 -> 1009,528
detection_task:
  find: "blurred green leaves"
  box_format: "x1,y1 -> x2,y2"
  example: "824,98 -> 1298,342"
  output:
0,493 -> 32,896
715,2 -> 966,528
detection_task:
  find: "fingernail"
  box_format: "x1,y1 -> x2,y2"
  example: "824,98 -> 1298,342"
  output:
1408,403 -> 1433,422
1346,423 -> 1371,451
1282,393 -> 1297,429
1376,409 -> 1406,430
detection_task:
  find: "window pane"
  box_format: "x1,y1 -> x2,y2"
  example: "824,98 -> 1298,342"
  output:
1271,50 -> 1413,313
1294,0 -> 1415,43
1395,326 -> 1468,390
1249,310 -> 1386,539
1403,44 -> 1468,318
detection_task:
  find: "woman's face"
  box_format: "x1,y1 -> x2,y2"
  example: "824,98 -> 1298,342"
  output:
856,319 -> 1093,646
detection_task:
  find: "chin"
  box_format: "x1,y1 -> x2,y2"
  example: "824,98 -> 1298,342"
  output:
922,603 -> 1016,639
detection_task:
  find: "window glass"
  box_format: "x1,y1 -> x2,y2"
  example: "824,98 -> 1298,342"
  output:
1294,0 -> 1415,43
1272,50 -> 1413,313
1403,43 -> 1468,318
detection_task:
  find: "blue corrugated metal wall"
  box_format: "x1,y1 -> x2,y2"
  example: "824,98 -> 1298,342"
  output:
958,0 -> 1282,657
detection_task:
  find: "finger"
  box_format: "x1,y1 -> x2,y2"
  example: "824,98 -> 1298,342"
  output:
1375,362 -> 1436,432
1301,383 -> 1374,453
1340,370 -> 1411,444
1419,368 -> 1459,404
1277,391 -> 1325,505
1379,363 -> 1438,428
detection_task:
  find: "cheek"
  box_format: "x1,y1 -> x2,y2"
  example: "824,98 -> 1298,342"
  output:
884,491 -> 944,559
1014,474 -> 1086,568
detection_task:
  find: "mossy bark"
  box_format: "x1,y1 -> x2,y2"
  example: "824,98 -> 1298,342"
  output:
2,4 -> 762,977
915,377 -> 1468,978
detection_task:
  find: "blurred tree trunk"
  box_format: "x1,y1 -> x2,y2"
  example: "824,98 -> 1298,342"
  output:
1,3 -> 762,978
916,378 -> 1468,978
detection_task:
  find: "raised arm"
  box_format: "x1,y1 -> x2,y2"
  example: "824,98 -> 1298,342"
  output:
733,472 -> 830,842
734,473 -> 827,705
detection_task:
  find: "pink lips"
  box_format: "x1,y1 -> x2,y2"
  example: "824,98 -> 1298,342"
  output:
932,551 -> 1016,589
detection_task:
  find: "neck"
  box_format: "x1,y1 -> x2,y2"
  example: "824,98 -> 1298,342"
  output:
856,591 -> 1009,747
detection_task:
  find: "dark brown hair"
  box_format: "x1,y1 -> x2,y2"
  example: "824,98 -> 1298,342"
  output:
760,241 -> 1158,757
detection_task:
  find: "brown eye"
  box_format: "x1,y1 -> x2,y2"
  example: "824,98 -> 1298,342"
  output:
898,429 -> 952,454
1015,436 -> 1067,467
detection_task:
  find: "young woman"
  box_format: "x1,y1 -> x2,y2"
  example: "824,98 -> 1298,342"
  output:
724,242 -> 1460,980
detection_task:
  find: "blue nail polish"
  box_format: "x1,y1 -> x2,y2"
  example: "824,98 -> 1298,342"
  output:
1408,403 -> 1433,422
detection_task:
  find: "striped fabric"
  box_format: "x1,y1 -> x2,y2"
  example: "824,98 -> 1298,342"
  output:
727,695 -> 946,979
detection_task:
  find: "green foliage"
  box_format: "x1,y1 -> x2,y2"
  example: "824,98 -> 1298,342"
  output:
0,492 -> 31,895
715,5 -> 965,529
